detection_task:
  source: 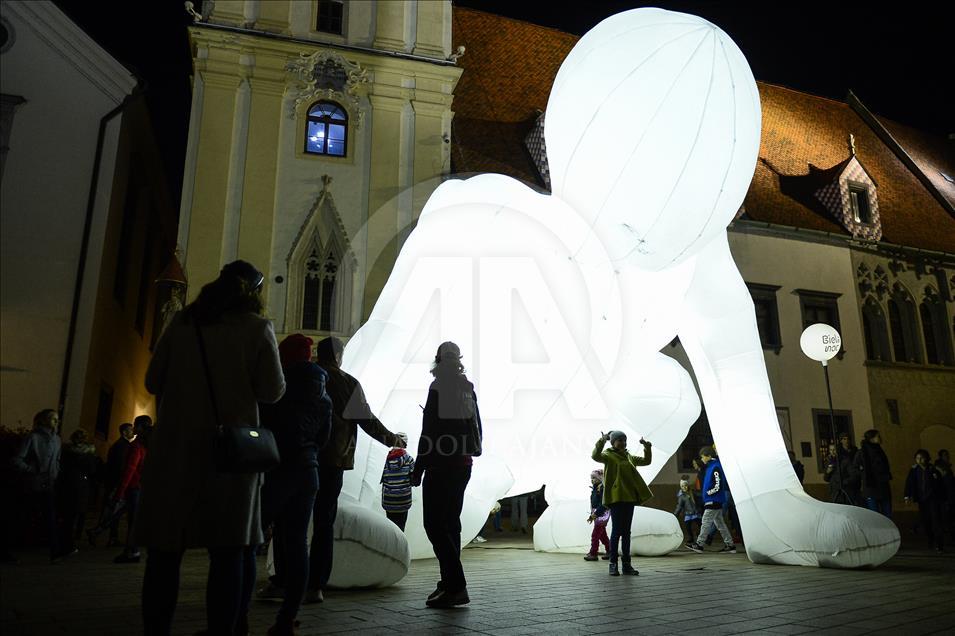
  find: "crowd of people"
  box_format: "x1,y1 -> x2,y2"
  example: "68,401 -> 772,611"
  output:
4,258 -> 951,634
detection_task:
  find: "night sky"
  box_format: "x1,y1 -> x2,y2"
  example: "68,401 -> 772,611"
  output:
52,0 -> 954,205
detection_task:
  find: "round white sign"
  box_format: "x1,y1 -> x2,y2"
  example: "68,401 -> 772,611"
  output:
800,323 -> 842,362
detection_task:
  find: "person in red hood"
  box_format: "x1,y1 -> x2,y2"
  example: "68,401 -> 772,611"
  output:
380,433 -> 414,530
113,414 -> 152,564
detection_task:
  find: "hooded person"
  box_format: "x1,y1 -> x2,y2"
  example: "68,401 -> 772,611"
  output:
270,335 -> 404,605
257,333 -> 332,635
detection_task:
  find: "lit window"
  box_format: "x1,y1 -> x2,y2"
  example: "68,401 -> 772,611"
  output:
305,101 -> 347,157
316,0 -> 344,35
848,184 -> 871,224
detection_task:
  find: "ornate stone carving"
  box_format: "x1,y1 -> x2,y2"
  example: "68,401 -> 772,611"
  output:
286,51 -> 368,126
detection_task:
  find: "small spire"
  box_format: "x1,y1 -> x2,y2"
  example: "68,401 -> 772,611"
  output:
848,133 -> 856,156
321,174 -> 333,192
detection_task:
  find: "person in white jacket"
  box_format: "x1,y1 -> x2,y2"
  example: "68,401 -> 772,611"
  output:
13,409 -> 62,561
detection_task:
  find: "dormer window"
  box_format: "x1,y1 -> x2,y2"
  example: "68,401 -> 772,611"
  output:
848,183 -> 871,224
317,0 -> 344,35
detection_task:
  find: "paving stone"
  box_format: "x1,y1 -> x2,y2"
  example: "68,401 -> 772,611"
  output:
1,544 -> 954,635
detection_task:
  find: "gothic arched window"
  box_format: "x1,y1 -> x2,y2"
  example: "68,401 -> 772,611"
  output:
887,286 -> 922,364
920,288 -> 955,366
302,246 -> 339,331
861,298 -> 890,362
305,101 -> 347,157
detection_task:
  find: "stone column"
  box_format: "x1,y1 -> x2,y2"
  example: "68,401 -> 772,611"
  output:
413,0 -> 451,59
373,0 -> 411,53
184,46 -> 243,299
236,52 -> 287,299
364,93 -> 407,319
255,0 -> 290,34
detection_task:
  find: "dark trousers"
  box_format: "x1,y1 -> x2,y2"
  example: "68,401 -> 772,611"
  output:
124,489 -> 141,554
681,517 -> 701,543
142,546 -> 256,636
29,490 -> 59,559
422,466 -> 471,593
308,465 -> 344,591
608,503 -> 635,564
261,465 -> 319,627
918,499 -> 944,550
386,511 -> 408,531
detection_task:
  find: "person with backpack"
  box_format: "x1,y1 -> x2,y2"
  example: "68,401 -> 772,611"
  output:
381,432 -> 414,531
257,333 -> 332,636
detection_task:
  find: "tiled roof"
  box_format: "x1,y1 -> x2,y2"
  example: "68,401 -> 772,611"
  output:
450,7 -> 955,254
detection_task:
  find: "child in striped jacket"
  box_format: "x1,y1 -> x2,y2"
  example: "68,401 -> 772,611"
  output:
381,432 -> 414,531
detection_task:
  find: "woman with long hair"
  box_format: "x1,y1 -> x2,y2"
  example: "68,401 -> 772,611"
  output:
411,341 -> 483,608
137,260 -> 285,636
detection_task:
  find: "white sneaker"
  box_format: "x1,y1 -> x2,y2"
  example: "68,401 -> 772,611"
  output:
472,535 -> 487,543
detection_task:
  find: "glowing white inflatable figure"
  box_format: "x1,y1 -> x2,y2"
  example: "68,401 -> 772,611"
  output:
335,7 -> 900,572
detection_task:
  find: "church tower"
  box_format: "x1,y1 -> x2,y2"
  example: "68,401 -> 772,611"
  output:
179,1 -> 461,338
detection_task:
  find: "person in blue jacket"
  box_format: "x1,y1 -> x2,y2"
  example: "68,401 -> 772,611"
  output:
686,446 -> 737,554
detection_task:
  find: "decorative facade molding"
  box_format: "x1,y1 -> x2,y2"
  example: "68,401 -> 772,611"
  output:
286,50 -> 369,126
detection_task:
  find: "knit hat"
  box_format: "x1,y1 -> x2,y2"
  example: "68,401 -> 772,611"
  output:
679,479 -> 689,489
279,334 -> 313,367
395,432 -> 408,447
590,468 -> 604,481
609,430 -> 627,444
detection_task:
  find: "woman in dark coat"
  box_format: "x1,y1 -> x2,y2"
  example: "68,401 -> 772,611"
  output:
138,260 -> 285,636
411,341 -> 483,609
854,429 -> 893,517
903,449 -> 945,552
258,333 -> 332,636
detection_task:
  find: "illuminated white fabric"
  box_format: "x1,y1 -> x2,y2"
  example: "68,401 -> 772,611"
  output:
329,7 -> 899,577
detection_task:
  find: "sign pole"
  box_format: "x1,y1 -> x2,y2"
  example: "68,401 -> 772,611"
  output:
821,360 -> 851,505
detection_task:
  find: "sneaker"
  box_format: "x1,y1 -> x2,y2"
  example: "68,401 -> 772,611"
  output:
113,552 -> 141,564
583,553 -> 598,561
719,545 -> 737,554
426,588 -> 470,608
303,588 -> 323,604
257,581 -> 285,600
608,562 -> 619,576
685,542 -> 704,553
472,535 -> 487,543
427,581 -> 444,601
621,563 -> 639,576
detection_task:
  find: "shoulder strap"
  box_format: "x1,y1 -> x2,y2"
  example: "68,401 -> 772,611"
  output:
194,319 -> 222,431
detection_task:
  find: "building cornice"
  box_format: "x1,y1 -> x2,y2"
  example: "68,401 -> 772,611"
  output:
4,0 -> 137,105
189,23 -> 463,83
730,219 -> 955,265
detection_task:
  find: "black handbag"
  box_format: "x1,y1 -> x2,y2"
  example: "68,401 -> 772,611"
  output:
195,320 -> 280,474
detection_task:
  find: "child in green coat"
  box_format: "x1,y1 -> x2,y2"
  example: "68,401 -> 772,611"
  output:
591,431 -> 653,576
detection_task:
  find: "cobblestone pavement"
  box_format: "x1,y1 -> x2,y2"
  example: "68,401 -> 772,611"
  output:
2,537 -> 953,636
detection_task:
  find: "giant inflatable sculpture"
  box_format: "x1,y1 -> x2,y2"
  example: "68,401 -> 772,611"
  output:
323,9 -> 900,584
